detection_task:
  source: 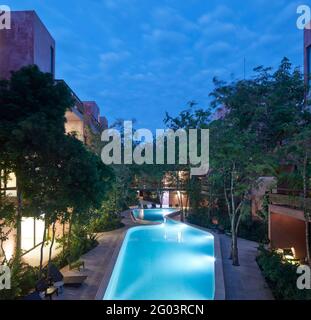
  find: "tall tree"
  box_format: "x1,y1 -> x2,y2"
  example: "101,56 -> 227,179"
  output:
209,58 -> 305,265
0,65 -> 73,261
285,125 -> 311,265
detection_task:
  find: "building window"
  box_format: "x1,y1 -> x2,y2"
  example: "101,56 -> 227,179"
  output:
50,46 -> 55,76
21,216 -> 46,254
0,170 -> 17,197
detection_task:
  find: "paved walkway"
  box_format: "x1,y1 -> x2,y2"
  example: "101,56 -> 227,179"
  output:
219,234 -> 274,300
55,210 -> 151,300
55,210 -> 274,300
55,227 -> 127,300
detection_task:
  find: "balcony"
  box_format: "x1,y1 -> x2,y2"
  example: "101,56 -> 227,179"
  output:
56,79 -> 85,117
269,193 -> 311,211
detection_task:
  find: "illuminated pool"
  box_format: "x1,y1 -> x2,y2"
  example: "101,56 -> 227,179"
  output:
103,209 -> 215,300
132,208 -> 178,222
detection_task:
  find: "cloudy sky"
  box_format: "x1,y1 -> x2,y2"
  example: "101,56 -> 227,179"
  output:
6,0 -> 306,130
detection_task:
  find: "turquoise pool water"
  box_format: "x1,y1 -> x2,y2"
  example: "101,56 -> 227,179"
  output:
132,208 -> 177,222
103,209 -> 215,300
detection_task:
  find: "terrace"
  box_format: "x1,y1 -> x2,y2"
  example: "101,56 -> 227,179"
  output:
268,188 -> 311,261
51,209 -> 272,301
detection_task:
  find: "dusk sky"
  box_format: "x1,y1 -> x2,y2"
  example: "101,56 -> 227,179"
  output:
5,0 -> 307,130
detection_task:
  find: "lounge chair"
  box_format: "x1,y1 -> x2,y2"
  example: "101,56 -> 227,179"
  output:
48,263 -> 87,289
35,278 -> 58,300
48,263 -> 65,293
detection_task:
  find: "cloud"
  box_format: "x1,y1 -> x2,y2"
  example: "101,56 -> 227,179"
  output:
198,5 -> 234,25
101,0 -> 120,9
143,29 -> 189,47
120,72 -> 155,81
109,38 -> 124,49
152,6 -> 198,32
197,40 -> 233,56
197,5 -> 255,41
99,51 -> 131,69
267,0 -> 301,29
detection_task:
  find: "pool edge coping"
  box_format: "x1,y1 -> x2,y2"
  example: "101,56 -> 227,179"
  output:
95,225 -> 129,300
183,221 -> 226,300
95,210 -> 226,301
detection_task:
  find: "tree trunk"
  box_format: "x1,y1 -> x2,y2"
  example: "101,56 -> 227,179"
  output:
62,221 -> 65,258
302,153 -> 311,265
223,176 -> 233,260
67,212 -> 74,255
39,217 -> 48,277
15,178 -> 22,261
48,220 -> 56,265
178,192 -> 185,222
184,190 -> 190,216
0,238 -> 7,264
229,217 -> 234,260
229,166 -> 236,261
231,227 -> 240,266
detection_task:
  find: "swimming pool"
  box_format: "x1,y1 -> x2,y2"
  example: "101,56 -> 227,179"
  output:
103,209 -> 215,300
132,208 -> 177,222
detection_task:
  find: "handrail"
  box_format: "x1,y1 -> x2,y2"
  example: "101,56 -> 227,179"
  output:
269,193 -> 311,211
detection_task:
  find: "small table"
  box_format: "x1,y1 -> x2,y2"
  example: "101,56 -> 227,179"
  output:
45,286 -> 58,300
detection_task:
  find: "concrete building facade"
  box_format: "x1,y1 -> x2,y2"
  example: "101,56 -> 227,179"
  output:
266,27 -> 311,261
0,11 -> 107,265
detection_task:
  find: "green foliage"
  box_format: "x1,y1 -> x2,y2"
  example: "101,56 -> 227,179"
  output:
68,224 -> 98,261
90,212 -> 124,233
187,208 -> 213,228
195,58 -> 305,264
0,65 -> 114,297
53,224 -> 98,270
257,247 -> 311,300
238,219 -> 268,243
0,258 -> 38,300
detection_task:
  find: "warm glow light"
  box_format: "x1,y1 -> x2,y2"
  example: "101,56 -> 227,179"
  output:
35,217 -> 45,246
21,217 -> 35,252
2,238 -> 14,261
291,247 -> 296,258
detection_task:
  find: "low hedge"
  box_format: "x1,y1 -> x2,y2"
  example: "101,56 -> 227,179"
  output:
256,246 -> 311,300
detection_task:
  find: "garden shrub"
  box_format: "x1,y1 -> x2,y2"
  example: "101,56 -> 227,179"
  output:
90,212 -> 124,233
238,219 -> 268,243
187,209 -> 212,228
187,208 -> 230,231
0,258 -> 38,300
188,207 -> 268,243
257,246 -> 311,300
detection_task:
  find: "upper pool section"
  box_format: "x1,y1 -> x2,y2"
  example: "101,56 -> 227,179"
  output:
132,208 -> 178,222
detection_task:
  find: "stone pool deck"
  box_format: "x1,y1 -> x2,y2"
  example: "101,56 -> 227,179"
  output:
219,234 -> 274,300
55,211 -> 273,300
55,210 -> 141,300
